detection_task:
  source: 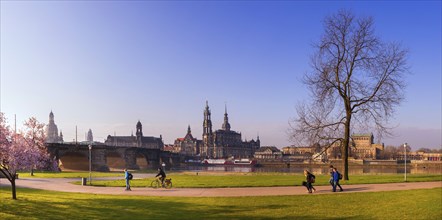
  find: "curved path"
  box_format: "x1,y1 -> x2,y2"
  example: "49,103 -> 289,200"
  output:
1,178 -> 441,197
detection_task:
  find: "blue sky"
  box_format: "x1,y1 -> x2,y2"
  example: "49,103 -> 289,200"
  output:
1,1 -> 441,150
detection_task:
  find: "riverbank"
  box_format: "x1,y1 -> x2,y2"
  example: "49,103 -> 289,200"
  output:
1,176 -> 440,197
1,186 -> 440,220
179,161 -> 442,174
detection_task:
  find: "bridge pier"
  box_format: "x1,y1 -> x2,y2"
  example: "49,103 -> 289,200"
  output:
124,149 -> 139,170
45,143 -> 178,171
92,148 -> 109,171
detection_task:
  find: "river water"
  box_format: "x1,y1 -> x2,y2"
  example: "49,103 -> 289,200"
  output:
174,164 -> 442,175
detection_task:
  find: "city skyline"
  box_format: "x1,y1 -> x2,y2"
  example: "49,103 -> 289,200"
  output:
1,1 -> 441,150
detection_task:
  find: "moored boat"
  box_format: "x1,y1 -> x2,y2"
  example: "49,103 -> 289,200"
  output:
233,159 -> 257,165
201,158 -> 256,166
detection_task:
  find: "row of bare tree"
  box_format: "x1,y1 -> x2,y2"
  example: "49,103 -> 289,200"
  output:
378,145 -> 442,160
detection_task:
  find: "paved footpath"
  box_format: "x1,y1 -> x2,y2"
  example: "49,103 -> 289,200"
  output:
1,178 -> 441,197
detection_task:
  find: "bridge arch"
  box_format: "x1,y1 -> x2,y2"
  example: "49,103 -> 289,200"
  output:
59,151 -> 88,171
136,153 -> 149,170
106,151 -> 125,171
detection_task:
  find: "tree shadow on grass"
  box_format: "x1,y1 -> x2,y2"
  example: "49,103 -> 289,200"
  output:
0,187 -> 374,220
340,187 -> 369,192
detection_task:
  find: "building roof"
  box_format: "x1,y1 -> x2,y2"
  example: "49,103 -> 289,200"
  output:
214,129 -> 240,135
256,146 -> 280,153
352,133 -> 373,137
163,144 -> 175,152
105,135 -> 162,145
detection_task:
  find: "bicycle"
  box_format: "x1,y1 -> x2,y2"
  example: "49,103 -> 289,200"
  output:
150,177 -> 172,189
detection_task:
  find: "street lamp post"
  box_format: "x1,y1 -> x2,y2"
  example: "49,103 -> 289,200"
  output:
403,143 -> 407,182
88,145 -> 92,185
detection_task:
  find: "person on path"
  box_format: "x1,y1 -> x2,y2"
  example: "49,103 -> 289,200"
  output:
155,167 -> 166,186
332,168 -> 343,192
303,170 -> 316,193
329,165 -> 335,186
124,169 -> 131,191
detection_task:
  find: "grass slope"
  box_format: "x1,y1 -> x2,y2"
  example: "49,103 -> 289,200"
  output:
0,187 -> 440,219
17,171 -> 123,178
88,173 -> 442,188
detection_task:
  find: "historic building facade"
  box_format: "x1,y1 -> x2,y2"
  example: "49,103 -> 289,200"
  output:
104,121 -> 163,149
397,151 -> 442,161
282,146 -> 317,156
281,145 -> 319,161
254,146 -> 282,160
45,111 -> 64,143
326,133 -> 384,159
200,102 -> 260,159
173,125 -> 202,156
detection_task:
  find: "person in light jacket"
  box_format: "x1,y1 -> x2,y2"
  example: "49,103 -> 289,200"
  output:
124,168 -> 131,191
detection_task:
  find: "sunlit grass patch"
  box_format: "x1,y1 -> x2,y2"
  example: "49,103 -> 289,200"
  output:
0,187 -> 440,219
86,173 -> 442,188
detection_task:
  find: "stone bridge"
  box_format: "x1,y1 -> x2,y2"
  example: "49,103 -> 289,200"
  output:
45,143 -> 180,171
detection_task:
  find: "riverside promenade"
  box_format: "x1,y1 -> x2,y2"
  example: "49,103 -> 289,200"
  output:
1,177 -> 441,197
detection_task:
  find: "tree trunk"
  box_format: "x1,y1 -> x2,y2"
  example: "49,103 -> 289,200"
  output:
342,113 -> 352,180
0,169 -> 18,199
12,177 -> 17,200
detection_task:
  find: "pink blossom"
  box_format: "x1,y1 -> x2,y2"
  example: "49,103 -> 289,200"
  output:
0,113 -> 55,199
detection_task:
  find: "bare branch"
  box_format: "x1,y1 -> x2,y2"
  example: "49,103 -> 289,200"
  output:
290,10 -> 408,180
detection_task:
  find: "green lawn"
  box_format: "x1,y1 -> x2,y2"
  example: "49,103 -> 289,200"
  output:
17,171 -> 124,178
0,187 -> 440,219
85,173 -> 442,188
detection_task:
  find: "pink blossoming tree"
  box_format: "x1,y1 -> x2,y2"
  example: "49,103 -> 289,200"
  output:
0,113 -> 54,199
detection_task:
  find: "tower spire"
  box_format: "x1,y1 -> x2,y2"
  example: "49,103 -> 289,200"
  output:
203,101 -> 213,158
203,101 -> 212,135
136,120 -> 143,137
222,103 -> 231,131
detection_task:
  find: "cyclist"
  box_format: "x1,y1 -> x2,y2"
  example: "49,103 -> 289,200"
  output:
155,167 -> 166,186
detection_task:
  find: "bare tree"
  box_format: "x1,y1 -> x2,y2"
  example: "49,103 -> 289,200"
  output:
290,10 -> 408,180
416,148 -> 431,153
378,145 -> 400,160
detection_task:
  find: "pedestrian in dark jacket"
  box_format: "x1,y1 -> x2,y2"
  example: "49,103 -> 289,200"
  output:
303,170 -> 316,193
156,168 -> 166,186
332,168 -> 343,192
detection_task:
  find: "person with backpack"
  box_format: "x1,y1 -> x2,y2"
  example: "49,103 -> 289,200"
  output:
303,170 -> 316,193
332,168 -> 343,192
329,165 -> 335,186
124,168 -> 132,191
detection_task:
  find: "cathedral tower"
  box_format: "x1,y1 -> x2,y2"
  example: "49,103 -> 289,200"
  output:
46,111 -> 63,143
87,129 -> 93,142
187,125 -> 192,135
222,104 -> 231,131
136,121 -> 143,146
202,101 -> 214,157
203,101 -> 212,136
136,121 -> 143,137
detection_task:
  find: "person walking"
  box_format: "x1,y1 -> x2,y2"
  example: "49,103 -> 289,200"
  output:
329,165 -> 335,186
303,170 -> 316,193
332,168 -> 344,192
124,168 -> 131,191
